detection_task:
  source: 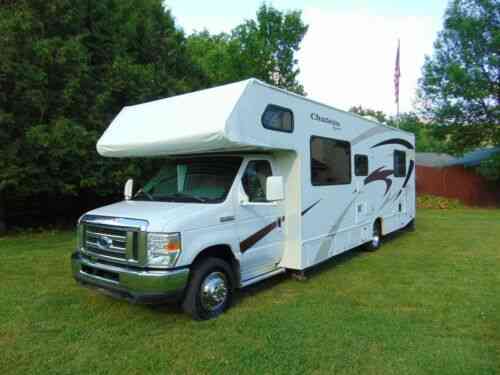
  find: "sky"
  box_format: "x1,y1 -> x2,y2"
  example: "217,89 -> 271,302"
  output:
165,0 -> 449,116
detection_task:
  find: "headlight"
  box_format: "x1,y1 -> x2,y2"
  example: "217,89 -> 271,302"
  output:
147,233 -> 181,267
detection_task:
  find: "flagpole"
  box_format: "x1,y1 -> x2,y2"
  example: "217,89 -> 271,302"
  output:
397,98 -> 400,129
395,38 -> 400,128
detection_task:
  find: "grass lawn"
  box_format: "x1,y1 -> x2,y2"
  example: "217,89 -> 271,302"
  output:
1,209 -> 499,374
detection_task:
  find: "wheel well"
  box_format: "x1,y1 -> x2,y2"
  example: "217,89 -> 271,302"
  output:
374,217 -> 383,235
191,245 -> 240,284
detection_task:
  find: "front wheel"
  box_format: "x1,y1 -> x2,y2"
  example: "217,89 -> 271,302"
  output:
364,221 -> 382,251
182,257 -> 234,320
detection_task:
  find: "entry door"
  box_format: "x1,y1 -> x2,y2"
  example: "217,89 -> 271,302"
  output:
354,154 -> 370,226
394,150 -> 408,225
236,159 -> 285,282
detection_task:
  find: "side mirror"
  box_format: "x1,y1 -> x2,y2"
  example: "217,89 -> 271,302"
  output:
124,178 -> 134,200
266,176 -> 284,202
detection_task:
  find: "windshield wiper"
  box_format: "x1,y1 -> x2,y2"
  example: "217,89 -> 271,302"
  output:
134,188 -> 154,201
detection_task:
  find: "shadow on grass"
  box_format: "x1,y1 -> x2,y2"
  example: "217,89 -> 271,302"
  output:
235,225 -> 414,303
147,300 -> 185,317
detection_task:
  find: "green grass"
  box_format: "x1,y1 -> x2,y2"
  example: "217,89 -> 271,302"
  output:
1,209 -> 499,374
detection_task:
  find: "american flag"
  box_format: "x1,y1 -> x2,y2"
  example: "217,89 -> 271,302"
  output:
394,39 -> 401,106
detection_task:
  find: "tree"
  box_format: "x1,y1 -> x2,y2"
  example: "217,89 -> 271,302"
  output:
418,0 -> 499,154
187,4 -> 308,94
0,0 -> 206,231
394,113 -> 449,153
477,153 -> 500,181
349,105 -> 389,124
186,31 -> 238,86
348,106 -> 448,153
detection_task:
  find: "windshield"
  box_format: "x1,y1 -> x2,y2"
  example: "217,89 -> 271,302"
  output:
133,157 -> 242,203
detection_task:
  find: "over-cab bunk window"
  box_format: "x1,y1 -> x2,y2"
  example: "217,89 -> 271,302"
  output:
261,104 -> 294,133
394,150 -> 407,177
310,136 -> 351,185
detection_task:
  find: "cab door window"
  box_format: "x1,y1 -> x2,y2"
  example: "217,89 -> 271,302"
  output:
242,160 -> 273,202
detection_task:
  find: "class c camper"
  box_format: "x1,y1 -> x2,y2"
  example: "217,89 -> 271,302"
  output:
71,79 -> 416,320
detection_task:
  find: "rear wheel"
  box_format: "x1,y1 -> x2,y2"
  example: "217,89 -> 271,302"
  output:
364,220 -> 382,251
182,257 -> 234,320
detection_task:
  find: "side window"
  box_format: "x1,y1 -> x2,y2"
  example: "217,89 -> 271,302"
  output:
310,136 -> 351,185
354,154 -> 369,176
394,150 -> 407,177
261,104 -> 294,133
242,160 -> 273,202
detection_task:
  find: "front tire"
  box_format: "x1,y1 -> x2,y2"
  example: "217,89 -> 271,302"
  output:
182,257 -> 234,320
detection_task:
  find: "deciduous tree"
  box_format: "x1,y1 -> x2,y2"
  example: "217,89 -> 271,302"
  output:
348,106 -> 448,153
0,0 -> 205,231
349,106 -> 389,124
418,0 -> 499,154
187,4 -> 308,94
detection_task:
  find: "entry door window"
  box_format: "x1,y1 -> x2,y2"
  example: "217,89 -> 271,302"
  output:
394,150 -> 407,177
242,160 -> 273,202
354,154 -> 369,176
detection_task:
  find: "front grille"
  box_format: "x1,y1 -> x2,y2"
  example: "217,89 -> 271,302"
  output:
85,225 -> 128,259
78,215 -> 148,265
82,224 -> 140,263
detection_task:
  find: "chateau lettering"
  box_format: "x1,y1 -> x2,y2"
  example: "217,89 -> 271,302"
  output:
310,113 -> 341,129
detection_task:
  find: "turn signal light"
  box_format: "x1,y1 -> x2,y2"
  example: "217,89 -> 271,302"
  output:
164,241 -> 180,252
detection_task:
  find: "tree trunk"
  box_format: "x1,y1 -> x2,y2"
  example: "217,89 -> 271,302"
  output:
0,190 -> 6,234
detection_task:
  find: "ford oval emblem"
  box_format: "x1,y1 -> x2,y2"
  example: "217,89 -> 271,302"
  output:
97,236 -> 113,250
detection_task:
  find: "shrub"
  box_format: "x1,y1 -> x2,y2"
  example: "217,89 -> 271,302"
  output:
477,153 -> 500,182
417,195 -> 464,209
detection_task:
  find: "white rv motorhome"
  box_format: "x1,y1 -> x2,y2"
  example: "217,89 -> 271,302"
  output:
71,79 -> 416,320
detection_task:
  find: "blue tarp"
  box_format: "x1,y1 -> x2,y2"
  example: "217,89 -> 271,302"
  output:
416,147 -> 500,168
447,147 -> 500,167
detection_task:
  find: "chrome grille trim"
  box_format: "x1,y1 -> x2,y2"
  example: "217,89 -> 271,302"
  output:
80,215 -> 148,231
85,236 -> 126,250
85,241 -> 126,254
79,215 -> 149,266
86,231 -> 127,241
85,248 -> 127,261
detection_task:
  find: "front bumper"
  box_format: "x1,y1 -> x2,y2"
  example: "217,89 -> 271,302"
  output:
71,252 -> 189,304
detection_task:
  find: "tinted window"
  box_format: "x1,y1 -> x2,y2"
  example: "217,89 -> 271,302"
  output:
134,157 -> 242,203
394,150 -> 406,177
242,160 -> 273,202
354,154 -> 369,176
310,136 -> 351,185
261,105 -> 294,132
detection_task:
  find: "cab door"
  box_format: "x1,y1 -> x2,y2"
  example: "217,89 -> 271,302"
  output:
236,158 -> 285,282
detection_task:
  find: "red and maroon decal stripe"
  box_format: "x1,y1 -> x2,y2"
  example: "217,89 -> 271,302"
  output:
239,200 -> 321,253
